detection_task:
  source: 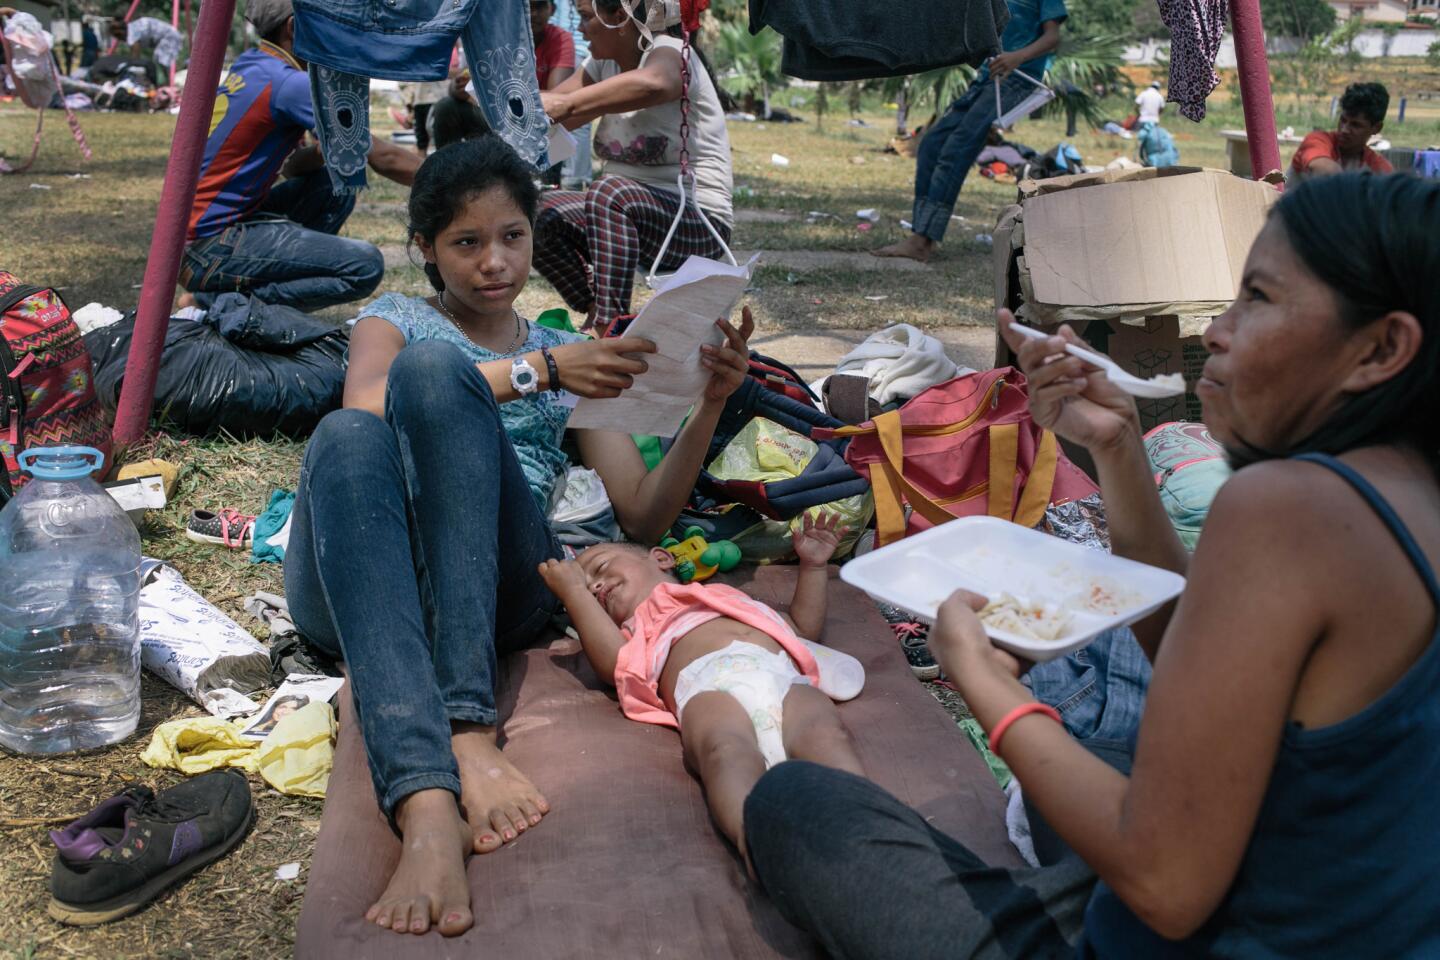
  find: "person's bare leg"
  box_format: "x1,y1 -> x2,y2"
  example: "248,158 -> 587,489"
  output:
364,788 -> 474,937
175,291 -> 197,310
780,684 -> 865,777
680,691 -> 769,859
872,232 -> 935,263
451,721 -> 551,854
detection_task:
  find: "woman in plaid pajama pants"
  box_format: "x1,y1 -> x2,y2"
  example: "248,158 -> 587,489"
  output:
535,0 -> 733,332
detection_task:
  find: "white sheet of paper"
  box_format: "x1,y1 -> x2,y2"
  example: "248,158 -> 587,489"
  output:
567,253 -> 758,436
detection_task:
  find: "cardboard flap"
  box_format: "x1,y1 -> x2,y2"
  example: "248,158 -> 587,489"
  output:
1020,169 -> 1278,310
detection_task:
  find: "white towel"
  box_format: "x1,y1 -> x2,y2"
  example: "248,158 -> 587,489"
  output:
834,323 -> 965,406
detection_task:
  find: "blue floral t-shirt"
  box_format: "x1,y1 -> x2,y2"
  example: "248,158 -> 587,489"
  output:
354,293 -> 587,513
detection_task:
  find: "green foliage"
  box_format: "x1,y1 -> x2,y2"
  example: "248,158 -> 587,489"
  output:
714,22 -> 786,113
1273,16 -> 1367,108
1066,0 -> 1142,42
1040,33 -> 1131,127
1430,39 -> 1440,68
1263,0 -> 1338,39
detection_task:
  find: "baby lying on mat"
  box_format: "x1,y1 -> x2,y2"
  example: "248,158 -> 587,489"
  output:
538,512 -> 866,862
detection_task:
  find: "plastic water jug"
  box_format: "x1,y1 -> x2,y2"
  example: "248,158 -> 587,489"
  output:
0,446 -> 141,754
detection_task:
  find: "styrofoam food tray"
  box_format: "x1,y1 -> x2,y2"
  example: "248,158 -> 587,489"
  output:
840,516 -> 1186,661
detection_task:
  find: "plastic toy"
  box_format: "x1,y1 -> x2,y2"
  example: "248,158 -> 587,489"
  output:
661,526 -> 741,583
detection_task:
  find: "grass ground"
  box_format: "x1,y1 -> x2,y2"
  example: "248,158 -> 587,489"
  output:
0,58 -> 1433,957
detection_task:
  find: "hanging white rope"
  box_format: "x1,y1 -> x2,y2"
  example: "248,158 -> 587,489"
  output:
644,21 -> 736,288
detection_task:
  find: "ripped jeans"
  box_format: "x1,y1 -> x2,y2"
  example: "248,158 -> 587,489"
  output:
283,341 -> 561,821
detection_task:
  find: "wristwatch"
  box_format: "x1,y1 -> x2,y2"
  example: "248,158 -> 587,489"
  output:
510,356 -> 541,396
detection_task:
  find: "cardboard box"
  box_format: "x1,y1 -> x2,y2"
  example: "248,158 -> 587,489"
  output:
994,167 -> 1277,437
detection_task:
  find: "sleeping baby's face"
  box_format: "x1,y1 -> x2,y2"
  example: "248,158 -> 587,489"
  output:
577,544 -> 678,624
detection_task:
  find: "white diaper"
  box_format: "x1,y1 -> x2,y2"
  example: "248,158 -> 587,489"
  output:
674,640 -> 812,768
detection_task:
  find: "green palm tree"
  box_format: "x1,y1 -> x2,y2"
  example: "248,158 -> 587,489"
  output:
714,22 -> 786,118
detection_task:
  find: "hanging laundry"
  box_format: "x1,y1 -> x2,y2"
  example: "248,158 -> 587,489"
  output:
748,0 -> 1009,80
1156,0 -> 1228,122
292,0 -> 550,192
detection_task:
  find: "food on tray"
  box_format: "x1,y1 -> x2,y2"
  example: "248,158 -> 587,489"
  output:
979,594 -> 1072,642
1078,578 -> 1140,617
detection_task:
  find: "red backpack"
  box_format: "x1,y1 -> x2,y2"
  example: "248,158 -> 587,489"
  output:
0,273 -> 113,499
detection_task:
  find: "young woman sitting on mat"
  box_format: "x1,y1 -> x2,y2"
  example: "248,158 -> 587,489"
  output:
283,134 -> 754,938
742,173 -> 1440,957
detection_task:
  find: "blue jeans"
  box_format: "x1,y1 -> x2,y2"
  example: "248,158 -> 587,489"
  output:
181,170 -> 383,311
1022,628 -> 1151,865
913,73 -> 1038,243
283,340 -> 561,820
292,0 -> 549,173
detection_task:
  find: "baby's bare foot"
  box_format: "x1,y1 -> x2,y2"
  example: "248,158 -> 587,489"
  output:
452,723 -> 551,854
365,789 -> 473,937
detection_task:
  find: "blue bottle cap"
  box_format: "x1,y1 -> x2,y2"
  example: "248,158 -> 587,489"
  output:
17,446 -> 105,480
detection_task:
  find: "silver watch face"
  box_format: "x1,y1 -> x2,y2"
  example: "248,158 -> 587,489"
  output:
512,359 -> 538,391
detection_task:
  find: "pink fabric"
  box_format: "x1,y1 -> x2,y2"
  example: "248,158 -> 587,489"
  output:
614,582 -> 820,729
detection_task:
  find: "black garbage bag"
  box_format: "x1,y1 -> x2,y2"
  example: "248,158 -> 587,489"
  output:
85,293 -> 348,439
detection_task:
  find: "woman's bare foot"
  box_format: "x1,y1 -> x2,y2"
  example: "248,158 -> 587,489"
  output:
365,789 -> 474,937
872,233 -> 934,262
452,723 -> 551,854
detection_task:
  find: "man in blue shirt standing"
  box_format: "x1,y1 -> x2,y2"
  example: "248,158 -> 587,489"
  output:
875,0 -> 1066,263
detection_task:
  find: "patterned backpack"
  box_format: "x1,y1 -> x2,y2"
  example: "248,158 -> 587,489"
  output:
0,273 -> 112,500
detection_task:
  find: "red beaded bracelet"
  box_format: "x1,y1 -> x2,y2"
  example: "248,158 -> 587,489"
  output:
988,702 -> 1062,756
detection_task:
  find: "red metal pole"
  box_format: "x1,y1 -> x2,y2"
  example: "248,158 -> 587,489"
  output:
1229,0 -> 1282,180
112,0 -> 237,445
169,0 -> 180,86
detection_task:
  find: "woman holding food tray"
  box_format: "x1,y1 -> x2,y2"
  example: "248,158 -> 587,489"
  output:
741,172 -> 1440,958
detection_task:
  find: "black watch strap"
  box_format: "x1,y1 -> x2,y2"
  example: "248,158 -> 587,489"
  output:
540,345 -> 560,392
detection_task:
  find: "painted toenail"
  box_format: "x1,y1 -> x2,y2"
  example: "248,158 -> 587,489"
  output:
446,913 -> 463,923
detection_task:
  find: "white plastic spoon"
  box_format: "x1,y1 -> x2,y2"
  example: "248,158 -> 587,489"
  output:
1008,320 -> 1186,398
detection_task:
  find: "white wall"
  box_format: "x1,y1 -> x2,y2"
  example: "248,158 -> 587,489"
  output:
1124,29 -> 1440,65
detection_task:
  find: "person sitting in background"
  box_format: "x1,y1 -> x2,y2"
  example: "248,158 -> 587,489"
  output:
532,0 -> 577,185
532,0 -> 577,92
179,0 -> 418,312
1290,82 -> 1393,179
533,0 -> 733,333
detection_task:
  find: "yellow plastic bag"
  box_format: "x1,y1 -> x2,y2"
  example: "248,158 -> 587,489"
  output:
140,716 -> 260,775
256,701 -> 336,798
706,418 -> 874,563
140,702 -> 336,798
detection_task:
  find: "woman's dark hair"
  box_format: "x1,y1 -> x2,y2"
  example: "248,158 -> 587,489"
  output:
594,0 -> 721,99
1235,173 -> 1438,472
406,135 -> 540,292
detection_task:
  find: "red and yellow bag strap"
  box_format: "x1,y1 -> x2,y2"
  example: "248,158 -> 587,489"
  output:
869,410 -> 968,545
988,425 -> 1058,528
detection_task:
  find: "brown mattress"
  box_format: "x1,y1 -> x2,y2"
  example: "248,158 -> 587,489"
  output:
295,565 -> 1020,959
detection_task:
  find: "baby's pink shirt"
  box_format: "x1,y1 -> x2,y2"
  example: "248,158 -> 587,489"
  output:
613,581 -> 820,729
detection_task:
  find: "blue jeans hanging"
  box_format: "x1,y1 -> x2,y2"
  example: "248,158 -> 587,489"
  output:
293,0 -> 550,193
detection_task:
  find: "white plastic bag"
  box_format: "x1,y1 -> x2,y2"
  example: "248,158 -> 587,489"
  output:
139,560 -> 271,718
